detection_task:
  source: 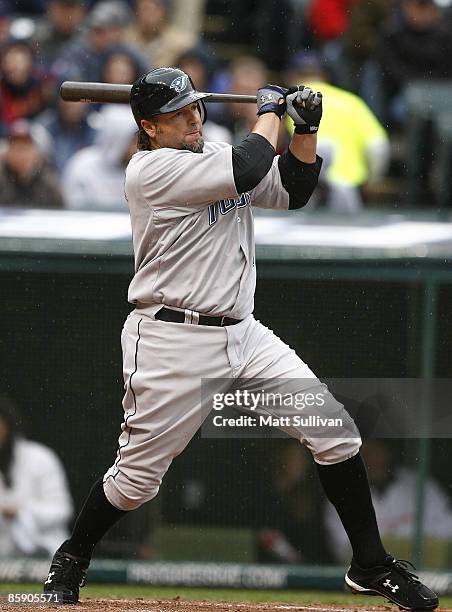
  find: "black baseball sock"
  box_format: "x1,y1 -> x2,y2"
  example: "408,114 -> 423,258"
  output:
60,477 -> 127,560
316,452 -> 388,568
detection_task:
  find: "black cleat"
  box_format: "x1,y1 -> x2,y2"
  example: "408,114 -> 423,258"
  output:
43,549 -> 89,604
345,556 -> 438,611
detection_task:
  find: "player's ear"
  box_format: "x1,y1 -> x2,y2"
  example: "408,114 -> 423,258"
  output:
141,119 -> 157,139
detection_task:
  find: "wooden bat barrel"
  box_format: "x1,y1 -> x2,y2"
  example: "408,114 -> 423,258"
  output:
60,81 -> 257,105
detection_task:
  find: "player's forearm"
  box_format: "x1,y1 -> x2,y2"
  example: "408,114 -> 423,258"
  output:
251,112 -> 281,150
289,133 -> 318,164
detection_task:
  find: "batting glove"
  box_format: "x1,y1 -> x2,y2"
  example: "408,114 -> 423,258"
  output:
257,84 -> 288,119
286,85 -> 323,134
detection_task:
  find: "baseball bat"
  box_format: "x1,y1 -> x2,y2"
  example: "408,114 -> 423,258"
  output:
60,81 -> 257,104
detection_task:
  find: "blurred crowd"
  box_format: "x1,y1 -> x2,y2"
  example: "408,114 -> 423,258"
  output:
0,0 -> 451,212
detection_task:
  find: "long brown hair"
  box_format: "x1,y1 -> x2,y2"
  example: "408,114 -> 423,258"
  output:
137,127 -> 152,151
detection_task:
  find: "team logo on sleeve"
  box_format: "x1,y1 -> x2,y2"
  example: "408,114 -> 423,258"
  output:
170,75 -> 188,93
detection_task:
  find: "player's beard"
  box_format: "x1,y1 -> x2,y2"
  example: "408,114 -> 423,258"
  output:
182,137 -> 204,154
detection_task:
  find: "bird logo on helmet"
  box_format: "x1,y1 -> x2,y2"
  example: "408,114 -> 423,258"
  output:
170,75 -> 188,93
130,67 -> 208,126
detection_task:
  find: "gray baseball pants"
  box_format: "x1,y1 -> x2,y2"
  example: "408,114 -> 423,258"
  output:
103,310 -> 361,511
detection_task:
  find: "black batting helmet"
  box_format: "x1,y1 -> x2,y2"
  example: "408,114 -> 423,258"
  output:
130,67 -> 209,127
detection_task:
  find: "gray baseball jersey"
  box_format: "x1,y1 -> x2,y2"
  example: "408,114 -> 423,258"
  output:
103,139 -> 361,514
125,141 -> 289,320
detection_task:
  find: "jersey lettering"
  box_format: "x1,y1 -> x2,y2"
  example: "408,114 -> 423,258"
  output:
208,203 -> 217,226
237,193 -> 251,208
207,193 -> 250,226
219,199 -> 236,215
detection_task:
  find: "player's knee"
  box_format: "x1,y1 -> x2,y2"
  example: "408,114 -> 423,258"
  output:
103,475 -> 160,511
310,436 -> 362,465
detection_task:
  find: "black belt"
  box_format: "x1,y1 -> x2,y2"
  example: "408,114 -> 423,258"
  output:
155,307 -> 241,327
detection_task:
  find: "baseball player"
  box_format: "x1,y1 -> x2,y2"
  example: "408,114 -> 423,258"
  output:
44,68 -> 437,610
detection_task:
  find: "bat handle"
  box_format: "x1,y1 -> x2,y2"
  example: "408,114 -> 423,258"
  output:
205,93 -> 257,103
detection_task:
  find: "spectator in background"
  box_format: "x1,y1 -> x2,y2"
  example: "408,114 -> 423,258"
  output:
33,0 -> 88,67
123,0 -> 204,68
176,48 -> 232,143
53,0 -> 147,83
307,0 -> 356,42
324,440 -> 452,563
169,0 -> 206,48
304,0 -> 359,96
35,98 -> 97,174
343,0 -> 394,79
257,441 -> 331,564
218,56 -> 285,148
302,0 -> 394,116
0,395 -> 73,558
176,47 -> 217,97
102,47 -> 143,84
340,0 -> 394,116
0,119 -> 64,208
285,51 -> 390,207
62,104 -> 136,210
378,0 -> 452,128
0,38 -> 53,136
